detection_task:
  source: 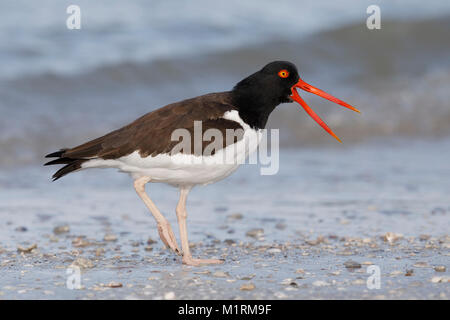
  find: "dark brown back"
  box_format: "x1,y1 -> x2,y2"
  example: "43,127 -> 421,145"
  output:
63,91 -> 242,159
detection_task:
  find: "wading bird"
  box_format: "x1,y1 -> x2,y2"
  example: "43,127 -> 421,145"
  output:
45,61 -> 359,265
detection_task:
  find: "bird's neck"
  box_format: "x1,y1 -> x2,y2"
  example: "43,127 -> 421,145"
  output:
230,89 -> 278,129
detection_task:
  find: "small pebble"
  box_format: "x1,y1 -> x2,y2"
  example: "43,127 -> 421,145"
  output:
405,269 -> 414,276
419,234 -> 431,241
280,278 -> 293,285
274,292 -> 288,299
224,239 -> 236,245
227,213 -> 243,220
72,237 -> 91,247
71,257 -> 94,269
382,232 -> 403,244
434,266 -> 446,272
17,244 -> 37,253
352,279 -> 365,285
240,283 -> 255,291
194,270 -> 211,275
53,225 -> 70,235
431,276 -> 450,283
344,260 -> 361,269
246,228 -> 264,238
306,236 -> 325,246
106,282 -> 123,288
104,234 -> 117,241
413,261 -> 429,268
164,292 -> 175,300
213,271 -> 229,278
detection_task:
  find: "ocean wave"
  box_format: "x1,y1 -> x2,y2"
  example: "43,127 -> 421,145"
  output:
3,0 -> 450,80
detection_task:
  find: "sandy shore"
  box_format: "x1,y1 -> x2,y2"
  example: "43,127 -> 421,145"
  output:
0,139 -> 449,299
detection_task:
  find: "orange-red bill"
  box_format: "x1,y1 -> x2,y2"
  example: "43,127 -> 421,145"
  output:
290,78 -> 360,143
290,88 -> 342,143
295,79 -> 361,113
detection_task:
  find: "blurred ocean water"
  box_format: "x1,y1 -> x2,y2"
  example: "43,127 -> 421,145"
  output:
1,0 -> 450,166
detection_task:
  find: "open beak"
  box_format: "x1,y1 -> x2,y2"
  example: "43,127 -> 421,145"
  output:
290,78 -> 360,143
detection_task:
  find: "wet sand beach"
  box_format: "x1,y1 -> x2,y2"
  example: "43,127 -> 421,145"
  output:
0,139 -> 448,299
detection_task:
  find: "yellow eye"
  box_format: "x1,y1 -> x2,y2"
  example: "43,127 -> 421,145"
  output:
278,69 -> 289,78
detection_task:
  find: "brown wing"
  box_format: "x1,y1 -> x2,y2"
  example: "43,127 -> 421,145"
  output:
62,91 -> 240,159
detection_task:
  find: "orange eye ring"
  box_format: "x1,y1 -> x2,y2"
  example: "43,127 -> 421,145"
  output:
278,69 -> 289,78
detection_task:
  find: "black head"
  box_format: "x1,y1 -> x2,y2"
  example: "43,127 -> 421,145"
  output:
231,61 -> 360,142
231,61 -> 300,129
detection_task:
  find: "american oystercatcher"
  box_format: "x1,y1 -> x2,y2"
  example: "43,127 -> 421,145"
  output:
45,61 -> 359,265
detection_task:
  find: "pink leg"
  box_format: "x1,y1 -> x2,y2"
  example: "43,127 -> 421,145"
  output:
134,177 -> 181,255
176,187 -> 224,266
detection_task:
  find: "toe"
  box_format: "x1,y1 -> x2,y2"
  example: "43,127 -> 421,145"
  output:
183,257 -> 224,265
158,223 -> 181,254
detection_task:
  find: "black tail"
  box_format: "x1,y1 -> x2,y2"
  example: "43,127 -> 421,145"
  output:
44,149 -> 87,181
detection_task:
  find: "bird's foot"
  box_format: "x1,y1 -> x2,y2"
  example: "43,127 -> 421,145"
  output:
182,256 -> 225,266
157,221 -> 181,255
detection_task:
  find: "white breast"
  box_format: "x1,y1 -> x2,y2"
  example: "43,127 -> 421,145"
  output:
81,110 -> 262,187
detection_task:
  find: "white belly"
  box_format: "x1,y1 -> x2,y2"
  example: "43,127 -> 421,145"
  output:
81,111 -> 262,187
